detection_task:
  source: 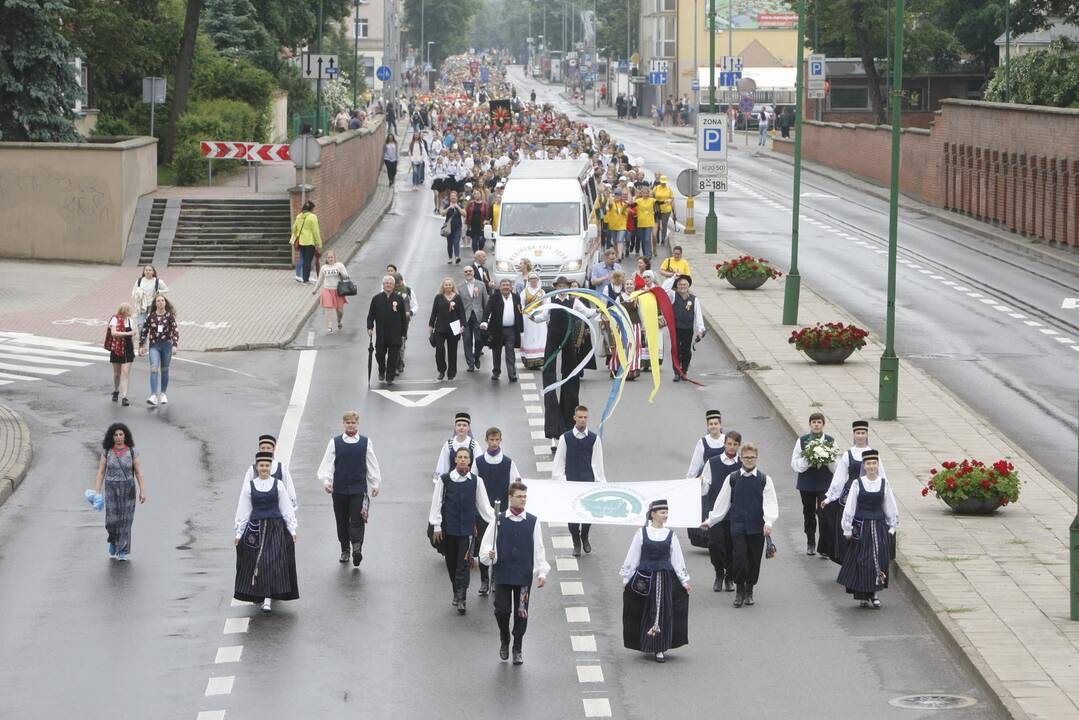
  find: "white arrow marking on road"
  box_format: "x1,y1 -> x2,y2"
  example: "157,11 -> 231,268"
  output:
1062,298 -> 1078,309
371,387 -> 456,407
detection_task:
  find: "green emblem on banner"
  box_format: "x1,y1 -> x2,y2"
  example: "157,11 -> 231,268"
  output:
573,489 -> 646,521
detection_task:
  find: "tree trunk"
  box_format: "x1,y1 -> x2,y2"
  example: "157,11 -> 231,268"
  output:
849,0 -> 886,125
163,0 -> 203,163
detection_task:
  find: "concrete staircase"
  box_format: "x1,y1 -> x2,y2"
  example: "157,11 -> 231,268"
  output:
167,199 -> 293,268
137,199 -> 168,265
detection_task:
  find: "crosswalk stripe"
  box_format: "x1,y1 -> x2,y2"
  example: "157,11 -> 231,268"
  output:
0,332 -> 110,354
0,362 -> 67,376
0,371 -> 42,382
0,351 -> 92,367
0,344 -> 109,363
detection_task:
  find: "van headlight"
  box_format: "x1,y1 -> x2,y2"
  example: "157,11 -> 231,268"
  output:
495,260 -> 513,272
561,260 -> 582,272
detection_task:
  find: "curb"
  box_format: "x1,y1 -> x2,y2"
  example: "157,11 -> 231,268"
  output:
203,186 -> 394,353
0,404 -> 33,510
685,244 -> 1030,720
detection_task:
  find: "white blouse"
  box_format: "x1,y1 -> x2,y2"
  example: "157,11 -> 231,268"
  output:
619,526 -> 690,586
234,476 -> 298,538
841,475 -> 900,535
684,432 -> 726,479
825,446 -> 887,503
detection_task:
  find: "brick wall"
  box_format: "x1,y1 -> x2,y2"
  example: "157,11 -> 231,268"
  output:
290,119 -> 386,242
775,100 -> 1079,248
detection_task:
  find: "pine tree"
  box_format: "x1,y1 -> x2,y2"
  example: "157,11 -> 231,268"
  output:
204,0 -> 272,62
0,0 -> 81,141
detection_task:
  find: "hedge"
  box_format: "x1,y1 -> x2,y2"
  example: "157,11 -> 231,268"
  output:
174,98 -> 265,185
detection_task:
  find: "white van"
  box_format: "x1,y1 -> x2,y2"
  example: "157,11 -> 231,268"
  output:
493,159 -> 600,288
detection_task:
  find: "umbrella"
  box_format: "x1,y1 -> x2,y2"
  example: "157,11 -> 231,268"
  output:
367,337 -> 375,387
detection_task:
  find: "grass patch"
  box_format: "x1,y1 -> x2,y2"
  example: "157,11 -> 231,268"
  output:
157,164 -> 178,186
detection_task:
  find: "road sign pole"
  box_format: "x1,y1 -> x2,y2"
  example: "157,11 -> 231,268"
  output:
316,0 -> 324,133
782,0 -> 807,326
878,0 -> 905,421
705,0 -> 717,255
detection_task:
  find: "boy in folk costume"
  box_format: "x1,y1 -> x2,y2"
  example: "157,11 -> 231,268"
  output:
790,412 -> 836,555
699,430 -> 743,592
432,412 -> 481,481
473,427 -> 523,596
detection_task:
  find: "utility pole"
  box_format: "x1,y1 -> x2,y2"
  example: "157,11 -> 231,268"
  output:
878,0 -> 905,420
782,0 -> 806,325
704,0 -> 717,254
1004,0 -> 1011,103
420,0 -> 425,89
353,0 -> 359,109
1071,432 -> 1079,621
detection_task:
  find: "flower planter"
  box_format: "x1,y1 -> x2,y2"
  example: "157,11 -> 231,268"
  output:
941,495 -> 1005,515
804,346 -> 855,364
726,275 -> 769,290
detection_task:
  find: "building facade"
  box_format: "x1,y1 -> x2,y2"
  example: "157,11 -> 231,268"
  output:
348,0 -> 402,97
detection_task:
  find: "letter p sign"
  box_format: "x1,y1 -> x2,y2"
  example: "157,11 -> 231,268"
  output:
703,128 -> 724,152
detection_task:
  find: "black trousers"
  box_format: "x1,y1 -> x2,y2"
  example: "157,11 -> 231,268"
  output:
800,490 -> 825,544
443,534 -> 472,595
434,331 -> 459,378
675,327 -> 694,374
474,519 -> 491,582
462,315 -> 483,368
542,349 -> 579,439
494,583 -> 531,647
375,343 -> 401,381
491,327 -> 517,378
708,522 -> 732,577
470,230 -> 486,253
384,160 -> 397,184
300,245 -> 316,283
331,493 -> 366,552
568,523 -> 591,544
730,532 -> 766,592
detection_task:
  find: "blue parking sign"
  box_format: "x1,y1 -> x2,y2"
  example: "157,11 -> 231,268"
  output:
703,128 -> 724,151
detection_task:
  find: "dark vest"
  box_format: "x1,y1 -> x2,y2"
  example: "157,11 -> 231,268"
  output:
333,435 -> 369,495
441,473 -> 479,536
729,470 -> 766,535
494,513 -> 537,587
702,454 -> 741,521
854,477 -> 886,521
846,448 -> 864,481
476,455 -> 512,511
796,433 -> 835,492
637,528 -> 675,572
563,431 -> 597,482
249,479 -> 282,520
673,293 -> 697,330
696,435 -> 725,476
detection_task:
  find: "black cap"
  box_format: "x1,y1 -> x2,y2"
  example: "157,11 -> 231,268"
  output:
255,451 -> 275,463
861,448 -> 880,461
675,274 -> 692,287
852,420 -> 869,431
706,409 -> 722,421
258,434 -> 277,446
648,498 -> 669,512
455,412 -> 471,424
553,276 -> 571,287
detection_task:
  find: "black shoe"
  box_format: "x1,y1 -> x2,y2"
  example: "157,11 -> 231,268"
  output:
491,372 -> 500,381
466,366 -> 476,372
397,362 -> 405,373
111,391 -> 119,402
582,538 -> 591,554
478,580 -> 490,596
724,577 -> 736,592
457,598 -> 466,615
654,652 -> 666,663
509,375 -> 518,383
745,591 -> 755,606
339,551 -> 350,563
572,541 -> 582,558
673,375 -> 681,383
733,591 -> 745,608
455,257 -> 461,264
499,641 -> 510,660
712,575 -> 722,592
806,544 -> 816,556
437,372 -> 445,380
378,371 -> 385,381
121,397 -> 130,406
352,546 -> 363,567
512,648 -> 523,665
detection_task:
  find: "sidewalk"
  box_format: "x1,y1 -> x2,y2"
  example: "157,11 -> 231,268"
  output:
0,402 -> 31,509
0,186 -> 393,352
680,233 -> 1079,719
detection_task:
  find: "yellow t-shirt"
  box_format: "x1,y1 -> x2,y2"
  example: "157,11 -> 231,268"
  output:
604,201 -> 628,231
635,197 -> 656,228
661,256 -> 692,277
654,184 -> 674,213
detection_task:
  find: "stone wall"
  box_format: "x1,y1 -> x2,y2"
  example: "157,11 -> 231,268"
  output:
0,137 -> 158,263
290,119 -> 385,243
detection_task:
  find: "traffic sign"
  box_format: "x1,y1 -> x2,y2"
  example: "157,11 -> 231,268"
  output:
289,135 -> 321,169
247,143 -> 291,162
739,96 -> 755,113
301,53 -> 340,80
142,77 -> 166,104
676,169 -> 701,197
719,71 -> 742,88
650,59 -> 670,74
200,141 -> 250,160
691,79 -> 700,91
698,177 -> 728,192
696,114 -> 728,161
720,56 -> 744,73
618,59 -> 629,71
376,65 -> 391,82
648,72 -> 668,86
698,160 -> 728,176
808,53 -> 826,99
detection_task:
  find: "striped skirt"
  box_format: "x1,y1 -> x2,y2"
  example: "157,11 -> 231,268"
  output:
836,519 -> 895,599
622,569 -> 689,653
104,479 -> 137,554
234,517 -> 299,602
607,323 -> 642,373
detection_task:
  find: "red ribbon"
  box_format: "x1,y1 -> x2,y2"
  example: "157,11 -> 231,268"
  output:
646,287 -> 704,386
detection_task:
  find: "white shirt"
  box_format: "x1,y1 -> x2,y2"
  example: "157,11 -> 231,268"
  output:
242,459 -> 298,510
685,433 -> 726,478
825,446 -> 887,503
619,527 -> 690,586
234,476 -> 298,538
790,435 -> 837,475
315,434 -> 383,493
700,453 -> 741,495
434,436 -> 480,480
428,470 -> 496,532
841,475 -> 900,535
478,510 -> 550,580
551,428 -> 607,483
500,292 -> 516,326
704,469 -> 779,529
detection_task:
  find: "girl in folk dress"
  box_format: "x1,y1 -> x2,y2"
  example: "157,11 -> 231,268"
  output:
234,452 -> 299,613
837,450 -> 898,609
602,270 -> 641,380
519,272 -> 547,369
93,423 -> 147,561
311,250 -> 350,334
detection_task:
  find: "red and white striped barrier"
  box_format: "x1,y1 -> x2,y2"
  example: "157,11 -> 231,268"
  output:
200,141 -> 291,162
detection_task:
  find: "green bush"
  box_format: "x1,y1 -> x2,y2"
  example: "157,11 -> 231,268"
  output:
92,115 -> 139,137
174,98 -> 264,185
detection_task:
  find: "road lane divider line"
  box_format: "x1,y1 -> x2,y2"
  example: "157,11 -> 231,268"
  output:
533,445 -> 552,456
222,618 -> 249,634
577,665 -> 605,683
196,712 -> 226,720
525,405 -> 543,414
204,677 -> 234,696
583,697 -> 613,718
560,581 -> 585,596
571,635 -> 598,652
214,647 -> 243,664
565,607 -> 591,623
528,417 -> 545,426
522,393 -> 540,402
557,558 -> 579,572
274,349 -> 317,466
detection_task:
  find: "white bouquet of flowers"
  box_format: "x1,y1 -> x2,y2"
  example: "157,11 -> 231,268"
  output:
802,437 -> 839,469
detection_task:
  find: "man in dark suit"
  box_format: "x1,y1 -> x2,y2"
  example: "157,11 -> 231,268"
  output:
366,275 -> 409,385
480,279 -> 524,383
460,265 -> 488,372
470,250 -> 496,295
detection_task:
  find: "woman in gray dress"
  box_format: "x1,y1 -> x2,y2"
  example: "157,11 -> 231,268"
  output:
93,423 -> 147,561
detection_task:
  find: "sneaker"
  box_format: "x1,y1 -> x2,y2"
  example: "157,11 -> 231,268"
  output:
108,542 -> 117,558
158,393 -> 167,404
327,327 -> 335,334
111,391 -> 119,402
262,598 -> 272,613
147,394 -> 158,406
806,544 -> 816,556
121,398 -> 130,407
117,552 -> 129,561
294,276 -> 303,283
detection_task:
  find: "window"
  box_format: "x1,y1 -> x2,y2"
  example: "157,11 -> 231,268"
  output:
499,203 -> 580,236
829,86 -> 869,110
654,16 -> 676,58
355,18 -> 369,39
363,57 -> 375,78
655,0 -> 676,11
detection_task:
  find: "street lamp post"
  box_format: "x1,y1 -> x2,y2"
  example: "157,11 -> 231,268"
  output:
1004,0 -> 1011,103
1072,443 -> 1079,621
704,0 -> 717,253
316,0 -> 325,133
878,0 -> 906,420
781,0 -> 807,325
353,0 -> 360,109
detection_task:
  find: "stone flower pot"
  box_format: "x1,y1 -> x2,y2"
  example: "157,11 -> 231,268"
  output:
725,274 -> 769,290
803,346 -> 856,364
941,495 -> 1005,515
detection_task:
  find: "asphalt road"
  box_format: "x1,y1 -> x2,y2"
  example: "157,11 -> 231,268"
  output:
512,67 -> 1079,492
0,130 -> 1003,720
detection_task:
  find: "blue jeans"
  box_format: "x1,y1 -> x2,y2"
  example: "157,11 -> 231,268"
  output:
447,227 -> 462,260
611,229 -> 626,250
759,126 -> 768,145
412,162 -> 424,185
298,245 -> 315,282
149,341 -> 173,395
639,227 -> 653,257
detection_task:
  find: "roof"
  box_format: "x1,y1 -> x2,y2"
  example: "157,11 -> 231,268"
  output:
501,179 -> 584,203
995,22 -> 1079,46
509,159 -> 590,180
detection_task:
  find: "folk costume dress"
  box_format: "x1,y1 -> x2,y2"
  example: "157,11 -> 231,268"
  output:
821,446 -> 886,564
837,475 -> 898,601
519,284 -> 547,368
620,526 -> 690,654
234,475 -> 299,603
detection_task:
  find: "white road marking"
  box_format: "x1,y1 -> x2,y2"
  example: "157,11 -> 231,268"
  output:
583,698 -> 613,717
1073,345 -> 1079,352
223,618 -> 249,634
171,356 -> 258,379
929,274 -> 945,279
565,607 -> 591,623
520,382 -> 537,390
528,417 -> 545,426
952,285 -> 971,291
577,665 -> 605,683
551,535 -> 575,549
1008,313 -> 1027,319
0,362 -> 65,375
556,557 -> 579,572
1054,336 -> 1075,344
966,292 -> 984,298
518,372 -> 535,379
560,581 -> 585,596
196,712 -> 226,720
907,264 -> 922,269
371,387 -> 457,408
229,599 -> 249,607
978,298 -> 997,305
536,460 -> 553,472
0,351 -> 89,367
522,393 -> 540,402
0,371 -> 40,382
531,430 -> 547,439
274,350 -> 316,466
214,646 -> 243,664
1024,320 -> 1044,327
1062,298 -> 1078,309
204,677 -> 234,696
533,445 -> 553,456
992,306 -> 1013,312
1039,328 -> 1059,335
0,344 -> 107,363
918,270 -> 933,275
0,331 -> 109,352
571,635 -> 598,652
307,330 -> 315,345
941,281 -> 957,286
525,405 -> 543,414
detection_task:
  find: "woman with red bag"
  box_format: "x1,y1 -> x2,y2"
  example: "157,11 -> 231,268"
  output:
105,303 -> 136,406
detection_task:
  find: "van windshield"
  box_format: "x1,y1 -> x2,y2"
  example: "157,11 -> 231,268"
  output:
499,202 -> 580,236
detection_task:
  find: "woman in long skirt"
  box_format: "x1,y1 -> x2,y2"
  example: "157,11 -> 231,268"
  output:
603,271 -> 641,380
93,423 -> 147,561
235,451 -> 299,613
837,450 -> 898,609
519,272 -> 547,369
620,499 -> 691,662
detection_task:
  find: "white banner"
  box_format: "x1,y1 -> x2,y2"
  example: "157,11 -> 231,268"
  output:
520,479 -> 701,528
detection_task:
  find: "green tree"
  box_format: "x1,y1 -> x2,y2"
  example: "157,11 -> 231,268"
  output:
402,0 -> 482,65
163,0 -> 203,161
596,0 -> 640,60
984,38 -> 1079,107
204,0 -> 274,64
0,0 -> 82,141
